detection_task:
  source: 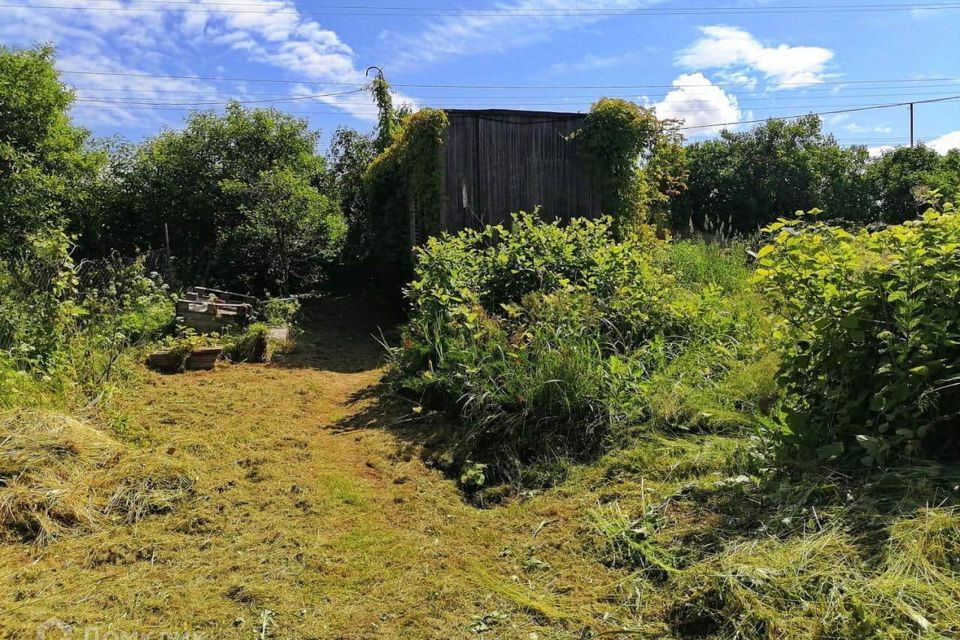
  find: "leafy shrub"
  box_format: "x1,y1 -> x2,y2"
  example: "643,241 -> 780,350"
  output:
575,98 -> 687,227
224,323 -> 269,363
0,229 -> 80,372
66,254 -> 175,394
390,212 -> 768,485
754,205 -> 960,464
0,234 -> 175,404
262,297 -> 301,327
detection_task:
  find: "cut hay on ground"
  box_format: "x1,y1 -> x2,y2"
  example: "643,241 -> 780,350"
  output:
0,409 -> 197,544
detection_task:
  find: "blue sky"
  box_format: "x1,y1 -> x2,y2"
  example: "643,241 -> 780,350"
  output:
3,1 -> 960,155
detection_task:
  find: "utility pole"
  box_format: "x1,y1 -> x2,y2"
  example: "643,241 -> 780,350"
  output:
909,102 -> 915,147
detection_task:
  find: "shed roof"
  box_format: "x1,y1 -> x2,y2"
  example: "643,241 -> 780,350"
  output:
443,108 -> 589,121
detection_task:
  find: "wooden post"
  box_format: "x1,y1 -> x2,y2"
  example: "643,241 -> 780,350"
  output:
164,222 -> 173,282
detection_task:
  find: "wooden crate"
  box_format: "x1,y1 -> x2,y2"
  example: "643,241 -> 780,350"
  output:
176,299 -> 253,334
147,346 -> 223,373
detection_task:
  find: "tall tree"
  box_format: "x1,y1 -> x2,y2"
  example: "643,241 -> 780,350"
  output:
673,116 -> 872,233
220,168 -> 345,295
93,103 -> 344,293
327,127 -> 376,266
866,145 -> 949,223
0,45 -> 100,258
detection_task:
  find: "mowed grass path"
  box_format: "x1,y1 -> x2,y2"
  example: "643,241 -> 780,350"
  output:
1,296 -> 619,639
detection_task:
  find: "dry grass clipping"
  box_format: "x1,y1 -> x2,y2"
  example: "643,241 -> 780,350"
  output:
0,409 -> 196,543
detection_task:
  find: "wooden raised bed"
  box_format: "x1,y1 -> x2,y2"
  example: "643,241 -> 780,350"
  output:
146,346 -> 223,373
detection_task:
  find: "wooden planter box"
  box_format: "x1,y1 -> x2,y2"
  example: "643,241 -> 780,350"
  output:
147,346 -> 223,373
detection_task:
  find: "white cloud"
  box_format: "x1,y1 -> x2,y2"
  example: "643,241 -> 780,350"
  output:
868,145 -> 896,158
550,51 -> 644,75
0,0 -> 413,127
652,72 -> 741,136
677,25 -> 834,89
712,69 -> 758,91
928,131 -> 960,154
389,0 -> 664,69
845,123 -> 893,134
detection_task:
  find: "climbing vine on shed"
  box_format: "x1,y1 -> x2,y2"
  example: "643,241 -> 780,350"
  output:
365,107 -> 449,273
576,98 -> 688,229
368,69 -> 411,153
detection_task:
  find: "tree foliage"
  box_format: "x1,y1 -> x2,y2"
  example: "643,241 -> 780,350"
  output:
673,117 -> 960,233
0,45 -> 100,259
220,168 -> 345,294
87,103 -> 344,294
327,127 -> 376,267
866,145 -> 959,223
673,116 -> 872,233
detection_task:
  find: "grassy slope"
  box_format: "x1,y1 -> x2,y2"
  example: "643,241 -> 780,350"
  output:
3,295 -> 959,639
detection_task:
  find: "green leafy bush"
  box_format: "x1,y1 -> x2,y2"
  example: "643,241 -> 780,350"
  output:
390,212 -> 768,484
754,205 -> 960,464
0,229 -> 80,372
1,235 -> 174,402
262,297 -> 301,326
223,323 -> 269,363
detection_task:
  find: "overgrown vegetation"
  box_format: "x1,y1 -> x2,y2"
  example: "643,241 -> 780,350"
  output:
577,98 -> 688,228
5,42 -> 960,639
387,205 -> 960,638
390,212 -> 768,486
364,108 -> 449,273
755,204 -> 960,463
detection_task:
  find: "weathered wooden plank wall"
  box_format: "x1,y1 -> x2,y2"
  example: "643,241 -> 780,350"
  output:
439,109 -> 602,233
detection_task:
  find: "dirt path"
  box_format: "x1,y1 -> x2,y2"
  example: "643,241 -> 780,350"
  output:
2,296 -> 616,640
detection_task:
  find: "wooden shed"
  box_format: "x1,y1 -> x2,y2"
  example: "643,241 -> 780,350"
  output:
435,109 -> 602,235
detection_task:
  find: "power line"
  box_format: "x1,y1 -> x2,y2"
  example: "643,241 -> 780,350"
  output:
70,87 -> 365,107
56,68 -> 960,90
61,87 -> 960,102
67,97 -> 960,113
21,0 -> 960,8
70,94 -> 960,130
6,0 -> 960,16
677,95 -> 960,130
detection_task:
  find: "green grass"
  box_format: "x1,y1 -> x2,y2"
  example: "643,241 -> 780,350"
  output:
662,239 -> 752,292
3,296 -> 960,639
